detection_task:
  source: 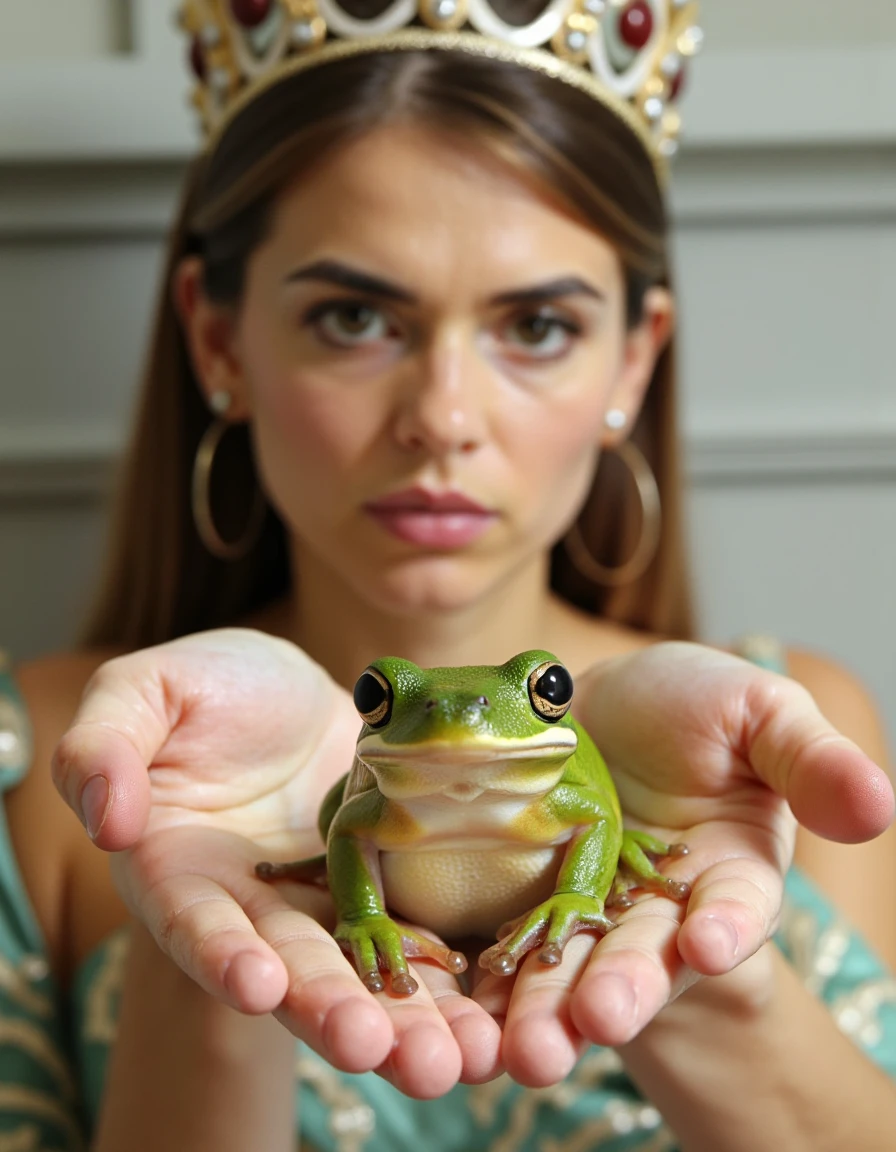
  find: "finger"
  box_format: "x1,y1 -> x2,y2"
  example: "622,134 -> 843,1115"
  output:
268,915 -> 397,1075
677,853 -> 784,976
418,965 -> 504,1085
569,899 -> 691,1048
497,933 -> 595,1087
123,867 -> 291,1014
277,926 -> 462,1095
743,680 -> 894,842
52,657 -> 172,849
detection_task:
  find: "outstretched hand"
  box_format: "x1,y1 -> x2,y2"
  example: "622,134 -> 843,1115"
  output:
52,630 -> 500,1097
483,642 -> 893,1085
52,632 -> 893,1096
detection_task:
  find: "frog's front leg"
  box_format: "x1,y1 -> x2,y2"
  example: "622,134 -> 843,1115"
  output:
479,784 -> 622,977
328,790 -> 467,996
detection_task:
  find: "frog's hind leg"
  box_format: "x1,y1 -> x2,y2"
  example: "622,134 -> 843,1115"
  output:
618,830 -> 691,901
256,853 -> 329,887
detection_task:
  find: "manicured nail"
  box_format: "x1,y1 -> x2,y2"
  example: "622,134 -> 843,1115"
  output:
80,775 -> 110,840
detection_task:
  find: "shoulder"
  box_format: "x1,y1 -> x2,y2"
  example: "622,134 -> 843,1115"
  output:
6,648 -> 124,981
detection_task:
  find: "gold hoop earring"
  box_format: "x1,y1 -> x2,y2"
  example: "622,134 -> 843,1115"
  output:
192,417 -> 266,561
562,439 -> 661,587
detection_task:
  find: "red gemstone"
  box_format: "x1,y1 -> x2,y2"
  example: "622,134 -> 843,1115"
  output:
189,37 -> 206,80
620,1 -> 654,50
230,0 -> 272,28
669,65 -> 686,101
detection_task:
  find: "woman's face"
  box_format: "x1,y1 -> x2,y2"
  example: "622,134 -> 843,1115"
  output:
189,123 -> 670,615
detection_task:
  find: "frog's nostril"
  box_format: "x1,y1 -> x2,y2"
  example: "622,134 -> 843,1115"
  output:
425,699 -> 438,711
477,696 -> 489,707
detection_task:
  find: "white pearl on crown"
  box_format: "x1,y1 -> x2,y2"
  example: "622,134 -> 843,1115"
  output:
660,51 -> 680,77
678,25 -> 704,55
644,95 -> 664,121
291,20 -> 316,46
566,28 -> 589,54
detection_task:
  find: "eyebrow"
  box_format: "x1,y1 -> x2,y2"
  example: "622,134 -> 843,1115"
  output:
284,260 -> 605,307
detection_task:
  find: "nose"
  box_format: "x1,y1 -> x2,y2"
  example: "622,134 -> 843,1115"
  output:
393,336 -> 487,457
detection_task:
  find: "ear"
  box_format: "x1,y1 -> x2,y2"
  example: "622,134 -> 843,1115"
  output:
173,257 -> 250,420
601,286 -> 674,447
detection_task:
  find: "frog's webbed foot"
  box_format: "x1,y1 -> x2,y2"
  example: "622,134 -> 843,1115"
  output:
255,854 -> 329,887
618,830 -> 692,901
335,915 -> 467,997
478,895 -> 617,977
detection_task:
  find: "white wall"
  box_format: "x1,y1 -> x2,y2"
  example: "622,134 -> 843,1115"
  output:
0,0 -> 131,58
702,0 -> 896,48
0,2 -> 894,748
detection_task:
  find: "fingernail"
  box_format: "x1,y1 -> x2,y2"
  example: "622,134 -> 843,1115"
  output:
80,776 -> 110,840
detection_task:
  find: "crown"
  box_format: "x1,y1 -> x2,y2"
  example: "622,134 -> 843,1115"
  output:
177,1 -> 703,170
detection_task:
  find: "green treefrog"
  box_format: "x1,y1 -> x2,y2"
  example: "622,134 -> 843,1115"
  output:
258,650 -> 690,996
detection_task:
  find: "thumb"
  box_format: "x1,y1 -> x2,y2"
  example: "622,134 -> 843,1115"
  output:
52,655 -> 172,850
743,677 -> 893,844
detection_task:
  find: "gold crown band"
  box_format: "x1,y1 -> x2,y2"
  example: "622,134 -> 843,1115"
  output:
207,29 -> 658,170
180,2 -> 702,176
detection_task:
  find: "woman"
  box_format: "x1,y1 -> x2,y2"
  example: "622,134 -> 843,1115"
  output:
3,2 -> 896,1149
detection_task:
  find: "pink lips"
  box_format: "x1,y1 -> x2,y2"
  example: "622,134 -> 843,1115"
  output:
364,486 -> 497,549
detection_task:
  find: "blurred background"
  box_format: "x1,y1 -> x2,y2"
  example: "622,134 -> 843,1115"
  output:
0,1 -> 894,746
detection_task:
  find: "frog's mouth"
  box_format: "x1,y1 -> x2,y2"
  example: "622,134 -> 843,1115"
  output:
358,727 -> 576,762
357,728 -> 577,799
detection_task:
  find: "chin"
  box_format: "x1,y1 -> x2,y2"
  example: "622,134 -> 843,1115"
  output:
356,556 -> 496,618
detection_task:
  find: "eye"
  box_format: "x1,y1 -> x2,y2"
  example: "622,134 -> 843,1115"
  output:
307,301 -> 394,348
527,661 -> 574,722
353,667 -> 393,727
503,311 -> 581,360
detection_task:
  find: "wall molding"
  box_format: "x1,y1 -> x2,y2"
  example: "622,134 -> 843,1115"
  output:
0,139 -> 893,243
2,429 -> 894,505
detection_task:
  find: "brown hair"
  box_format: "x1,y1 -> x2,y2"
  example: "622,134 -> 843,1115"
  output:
83,31 -> 693,648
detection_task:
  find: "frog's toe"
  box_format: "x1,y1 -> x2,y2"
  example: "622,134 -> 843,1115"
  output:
661,878 -> 691,900
538,942 -> 563,966
480,949 -> 518,977
362,970 -> 386,994
400,929 -> 469,976
391,972 -> 419,996
667,842 -> 689,858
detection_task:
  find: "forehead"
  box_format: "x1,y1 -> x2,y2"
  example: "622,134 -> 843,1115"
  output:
261,123 -> 622,292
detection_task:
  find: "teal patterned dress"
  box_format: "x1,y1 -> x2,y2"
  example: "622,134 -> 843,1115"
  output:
1,648 -> 895,1152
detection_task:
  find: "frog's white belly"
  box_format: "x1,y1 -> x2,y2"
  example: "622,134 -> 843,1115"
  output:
380,844 -> 566,939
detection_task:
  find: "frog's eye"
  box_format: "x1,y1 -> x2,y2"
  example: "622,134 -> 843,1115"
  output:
353,668 -> 393,727
528,661 -> 573,722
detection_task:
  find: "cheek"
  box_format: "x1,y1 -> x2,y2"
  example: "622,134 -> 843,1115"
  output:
247,367 -> 382,506
504,389 -> 607,487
